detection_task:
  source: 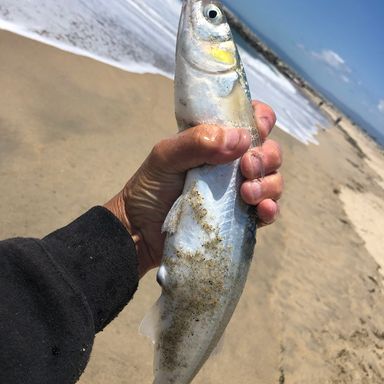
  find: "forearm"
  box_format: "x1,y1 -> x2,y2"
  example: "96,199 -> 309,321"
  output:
0,207 -> 139,384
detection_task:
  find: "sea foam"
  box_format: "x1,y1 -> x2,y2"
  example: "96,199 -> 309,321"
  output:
0,0 -> 328,144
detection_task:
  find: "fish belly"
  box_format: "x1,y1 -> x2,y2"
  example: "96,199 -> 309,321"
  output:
151,164 -> 256,383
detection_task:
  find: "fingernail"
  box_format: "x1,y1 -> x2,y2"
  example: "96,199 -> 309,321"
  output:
225,128 -> 241,151
265,204 -> 280,224
257,116 -> 271,132
251,180 -> 262,201
264,211 -> 277,225
258,116 -> 270,124
251,153 -> 263,178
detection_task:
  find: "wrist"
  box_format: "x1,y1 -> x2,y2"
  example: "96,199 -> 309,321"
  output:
103,193 -> 149,278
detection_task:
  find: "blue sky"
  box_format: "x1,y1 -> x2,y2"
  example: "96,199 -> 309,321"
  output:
224,0 -> 384,139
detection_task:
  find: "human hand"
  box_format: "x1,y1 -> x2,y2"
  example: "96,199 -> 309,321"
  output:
104,101 -> 282,278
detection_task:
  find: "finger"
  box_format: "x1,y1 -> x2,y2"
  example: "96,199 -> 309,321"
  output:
256,199 -> 280,227
150,125 -> 251,173
240,172 -> 283,206
252,100 -> 277,141
241,139 -> 282,180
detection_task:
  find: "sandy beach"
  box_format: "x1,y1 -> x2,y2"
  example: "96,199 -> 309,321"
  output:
1,30 -> 384,383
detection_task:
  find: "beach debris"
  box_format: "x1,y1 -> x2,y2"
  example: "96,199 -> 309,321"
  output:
140,1 -> 263,382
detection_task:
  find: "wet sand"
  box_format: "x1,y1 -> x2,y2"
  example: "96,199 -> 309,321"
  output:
1,30 -> 384,383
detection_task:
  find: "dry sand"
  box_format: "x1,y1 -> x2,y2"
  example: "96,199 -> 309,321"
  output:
1,30 -> 384,383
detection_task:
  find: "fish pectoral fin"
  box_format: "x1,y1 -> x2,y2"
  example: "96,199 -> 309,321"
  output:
162,194 -> 185,234
139,297 -> 163,345
210,331 -> 226,359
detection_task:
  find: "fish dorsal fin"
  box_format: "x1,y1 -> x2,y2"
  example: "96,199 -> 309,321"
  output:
139,297 -> 163,345
162,194 -> 185,234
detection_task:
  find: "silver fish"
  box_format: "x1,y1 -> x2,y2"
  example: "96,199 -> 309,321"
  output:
141,1 -> 262,383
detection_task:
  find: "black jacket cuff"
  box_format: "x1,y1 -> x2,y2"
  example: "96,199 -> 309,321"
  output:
42,206 -> 139,332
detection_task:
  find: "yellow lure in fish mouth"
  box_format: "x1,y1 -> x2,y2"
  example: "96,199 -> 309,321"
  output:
210,47 -> 236,65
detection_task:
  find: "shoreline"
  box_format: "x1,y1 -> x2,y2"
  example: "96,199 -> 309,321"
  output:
0,20 -> 330,147
1,30 -> 384,383
225,6 -> 383,148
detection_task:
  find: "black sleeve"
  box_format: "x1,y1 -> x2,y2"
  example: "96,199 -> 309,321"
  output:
0,206 -> 139,384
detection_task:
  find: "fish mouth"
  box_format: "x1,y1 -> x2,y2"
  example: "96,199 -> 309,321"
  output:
175,1 -> 190,56
176,0 -> 194,41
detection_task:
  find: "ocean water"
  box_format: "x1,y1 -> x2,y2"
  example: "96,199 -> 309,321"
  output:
0,0 -> 329,144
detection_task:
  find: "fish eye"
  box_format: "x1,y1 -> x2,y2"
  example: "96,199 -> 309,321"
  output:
203,4 -> 223,24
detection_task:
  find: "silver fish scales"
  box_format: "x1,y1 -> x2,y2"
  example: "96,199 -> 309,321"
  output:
141,1 -> 263,383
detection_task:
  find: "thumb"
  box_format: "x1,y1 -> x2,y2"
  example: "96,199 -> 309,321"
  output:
149,125 -> 251,174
